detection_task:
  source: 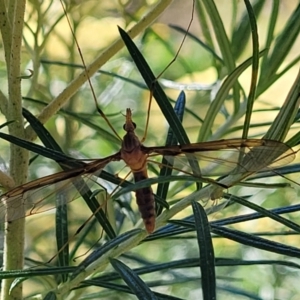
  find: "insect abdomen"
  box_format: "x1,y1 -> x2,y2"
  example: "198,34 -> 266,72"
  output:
133,170 -> 155,233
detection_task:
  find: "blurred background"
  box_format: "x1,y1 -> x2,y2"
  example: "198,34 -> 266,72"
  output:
0,0 -> 299,299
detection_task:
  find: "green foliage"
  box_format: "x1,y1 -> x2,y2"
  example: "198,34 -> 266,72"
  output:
0,0 -> 299,299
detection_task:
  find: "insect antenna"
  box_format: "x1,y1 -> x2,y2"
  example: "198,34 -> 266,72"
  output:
141,0 -> 196,143
59,1 -> 122,141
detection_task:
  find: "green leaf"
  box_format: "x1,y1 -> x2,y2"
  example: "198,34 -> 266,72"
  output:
192,201 -> 216,300
110,258 -> 157,300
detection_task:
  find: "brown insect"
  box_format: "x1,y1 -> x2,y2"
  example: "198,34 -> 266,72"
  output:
0,0 -> 296,234
0,108 -> 295,233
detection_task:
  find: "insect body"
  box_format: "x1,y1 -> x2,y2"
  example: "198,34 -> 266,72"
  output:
120,108 -> 155,233
0,108 -> 295,233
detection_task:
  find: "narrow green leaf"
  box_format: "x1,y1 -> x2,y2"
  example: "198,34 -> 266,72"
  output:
118,26 -> 190,146
261,4 -> 300,85
211,225 -> 300,258
71,229 -> 141,279
192,201 -> 216,300
110,258 -> 157,300
197,51 -> 266,142
55,189 -> 69,282
242,0 -> 260,139
43,291 -> 57,300
226,193 -> 300,233
156,91 -> 186,215
231,0 -> 265,58
263,69 -> 300,141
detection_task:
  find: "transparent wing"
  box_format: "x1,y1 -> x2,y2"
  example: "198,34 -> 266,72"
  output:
0,139 -> 294,223
0,157 -> 117,222
149,139 -> 295,177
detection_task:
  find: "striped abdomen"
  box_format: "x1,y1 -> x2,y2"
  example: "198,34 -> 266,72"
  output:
133,170 -> 155,233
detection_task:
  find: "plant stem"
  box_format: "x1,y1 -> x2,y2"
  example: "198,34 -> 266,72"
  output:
0,1 -> 28,299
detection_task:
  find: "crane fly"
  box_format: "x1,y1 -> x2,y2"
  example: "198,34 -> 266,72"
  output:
0,108 -> 295,233
0,0 -> 296,234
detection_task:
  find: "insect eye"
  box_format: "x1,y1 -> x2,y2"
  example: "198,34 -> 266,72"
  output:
123,122 -> 136,130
